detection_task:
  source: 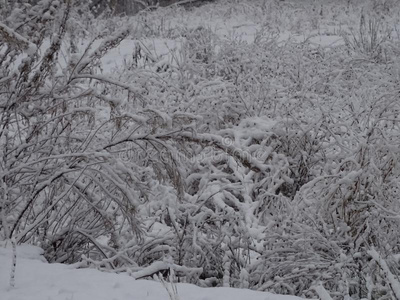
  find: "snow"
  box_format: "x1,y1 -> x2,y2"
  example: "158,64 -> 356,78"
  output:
0,243 -> 305,300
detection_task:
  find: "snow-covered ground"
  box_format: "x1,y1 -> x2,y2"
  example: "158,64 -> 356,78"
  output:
0,244 -> 304,300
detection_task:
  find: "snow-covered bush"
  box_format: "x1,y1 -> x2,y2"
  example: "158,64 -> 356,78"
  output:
2,0 -> 400,299
0,0 -> 148,265
342,13 -> 392,62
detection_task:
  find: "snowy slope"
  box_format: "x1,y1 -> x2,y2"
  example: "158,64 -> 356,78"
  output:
0,244 -> 305,300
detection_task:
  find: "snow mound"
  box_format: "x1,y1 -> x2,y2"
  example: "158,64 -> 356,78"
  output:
0,244 -> 305,300
0,242 -> 46,262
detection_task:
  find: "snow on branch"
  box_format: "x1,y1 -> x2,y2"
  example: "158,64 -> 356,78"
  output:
311,282 -> 333,300
131,260 -> 202,280
165,131 -> 271,173
0,22 -> 37,54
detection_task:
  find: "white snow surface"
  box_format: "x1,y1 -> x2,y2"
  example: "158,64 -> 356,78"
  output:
0,243 -> 305,300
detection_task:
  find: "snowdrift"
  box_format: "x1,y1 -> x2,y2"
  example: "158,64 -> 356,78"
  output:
0,243 -> 304,300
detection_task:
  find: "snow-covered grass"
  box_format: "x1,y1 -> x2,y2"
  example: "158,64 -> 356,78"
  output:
0,243 -> 304,300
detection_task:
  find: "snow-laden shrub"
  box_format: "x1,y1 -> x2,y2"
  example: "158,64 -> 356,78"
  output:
2,1 -> 400,299
0,0 -> 149,266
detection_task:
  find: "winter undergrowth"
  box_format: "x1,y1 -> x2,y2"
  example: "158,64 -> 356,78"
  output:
1,0 -> 400,299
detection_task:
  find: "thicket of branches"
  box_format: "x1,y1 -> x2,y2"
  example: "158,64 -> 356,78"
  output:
1,0 -> 400,299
